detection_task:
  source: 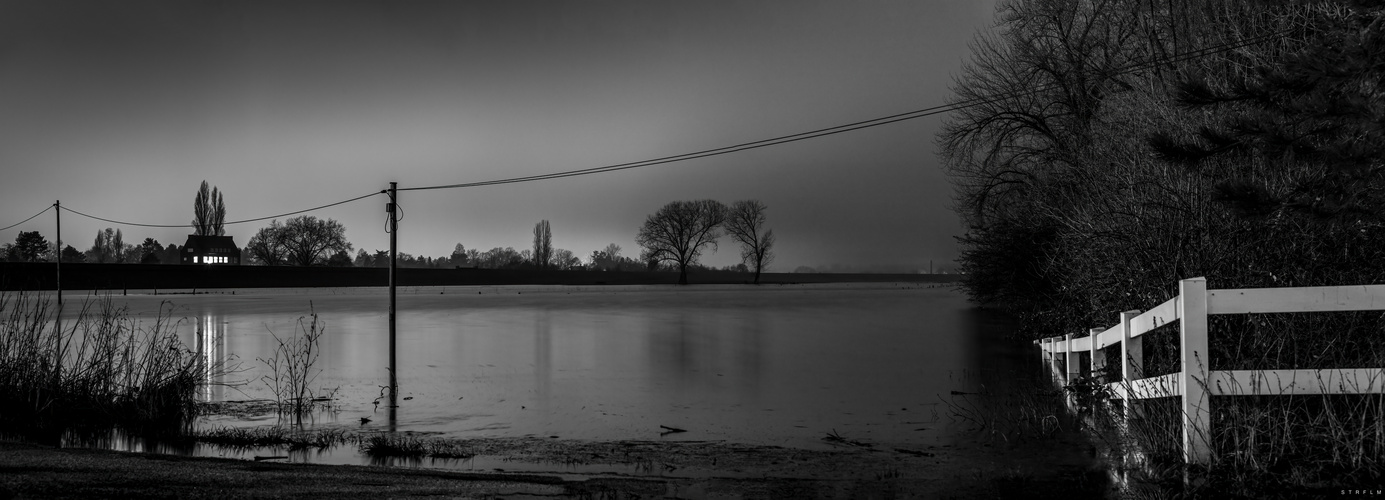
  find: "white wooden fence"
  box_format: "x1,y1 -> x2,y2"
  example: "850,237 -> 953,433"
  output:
1035,277 -> 1385,464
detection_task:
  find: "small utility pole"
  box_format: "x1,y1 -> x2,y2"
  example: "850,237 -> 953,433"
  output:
387,182 -> 398,402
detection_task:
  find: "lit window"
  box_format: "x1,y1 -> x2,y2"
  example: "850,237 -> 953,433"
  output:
193,256 -> 200,263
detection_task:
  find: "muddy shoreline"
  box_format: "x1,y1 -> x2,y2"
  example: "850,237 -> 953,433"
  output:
0,431 -> 1110,499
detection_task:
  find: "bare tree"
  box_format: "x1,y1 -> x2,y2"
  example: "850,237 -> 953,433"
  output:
450,243 -> 468,266
636,200 -> 726,285
212,187 -> 226,236
86,228 -> 125,263
193,181 -> 212,236
725,200 -> 775,284
532,220 -> 552,270
478,247 -> 522,269
192,180 -> 227,236
590,243 -> 623,271
274,216 -> 352,266
246,219 -> 288,265
546,248 -> 572,269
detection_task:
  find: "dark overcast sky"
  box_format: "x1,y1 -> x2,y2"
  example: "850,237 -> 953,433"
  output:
0,0 -> 998,271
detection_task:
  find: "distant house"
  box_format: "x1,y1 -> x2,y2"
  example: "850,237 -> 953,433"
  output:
182,235 -> 241,265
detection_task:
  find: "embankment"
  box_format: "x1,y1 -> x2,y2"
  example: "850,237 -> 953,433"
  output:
0,262 -> 958,291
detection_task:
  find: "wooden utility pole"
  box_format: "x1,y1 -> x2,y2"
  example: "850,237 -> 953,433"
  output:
54,200 -> 63,385
387,183 -> 398,402
55,201 -> 61,305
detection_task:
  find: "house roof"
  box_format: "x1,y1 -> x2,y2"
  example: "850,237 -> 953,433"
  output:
183,235 -> 239,250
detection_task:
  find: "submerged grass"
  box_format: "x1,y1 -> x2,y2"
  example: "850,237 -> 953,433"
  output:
357,433 -> 475,459
938,369 -> 1077,446
0,292 -> 214,435
195,425 -> 351,451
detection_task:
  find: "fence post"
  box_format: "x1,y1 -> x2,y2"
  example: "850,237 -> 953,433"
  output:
1048,337 -> 1061,383
1179,277 -> 1211,464
1065,333 -> 1079,385
1089,327 -> 1105,383
1120,309 -> 1142,425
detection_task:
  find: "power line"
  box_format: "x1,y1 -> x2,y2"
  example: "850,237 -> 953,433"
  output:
399,28 -> 1290,192
224,191 -> 383,225
5,28 -> 1292,230
0,205 -> 53,232
60,191 -> 383,229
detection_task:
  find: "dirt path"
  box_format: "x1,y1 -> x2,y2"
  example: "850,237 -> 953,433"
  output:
0,434 -> 1110,499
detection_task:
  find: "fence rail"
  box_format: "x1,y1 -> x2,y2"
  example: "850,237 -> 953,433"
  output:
1034,277 -> 1385,464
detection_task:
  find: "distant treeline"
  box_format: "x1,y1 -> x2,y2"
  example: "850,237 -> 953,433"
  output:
0,262 -> 956,292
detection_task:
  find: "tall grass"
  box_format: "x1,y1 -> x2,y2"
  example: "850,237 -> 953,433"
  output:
1069,315 -> 1385,497
0,292 -> 207,434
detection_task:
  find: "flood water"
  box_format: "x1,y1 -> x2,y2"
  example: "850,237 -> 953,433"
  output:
47,283 -> 1014,462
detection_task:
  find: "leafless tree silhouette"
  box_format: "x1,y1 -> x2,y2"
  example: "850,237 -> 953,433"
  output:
192,180 -> 226,236
725,200 -> 775,284
636,200 -> 727,285
532,220 -> 552,269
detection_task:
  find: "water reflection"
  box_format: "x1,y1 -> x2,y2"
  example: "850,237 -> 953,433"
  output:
737,312 -> 765,396
534,309 -> 551,415
53,285 -> 1012,452
60,428 -> 194,456
195,310 -> 228,402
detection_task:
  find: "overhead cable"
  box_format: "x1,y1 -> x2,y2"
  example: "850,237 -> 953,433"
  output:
398,28 -> 1290,192
60,191 -> 383,229
14,27 -> 1292,229
0,205 -> 53,232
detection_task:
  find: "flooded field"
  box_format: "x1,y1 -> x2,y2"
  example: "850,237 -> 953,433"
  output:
44,283 -> 1015,464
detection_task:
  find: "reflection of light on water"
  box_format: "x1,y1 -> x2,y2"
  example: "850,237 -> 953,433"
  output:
196,311 -> 227,402
59,428 -> 194,456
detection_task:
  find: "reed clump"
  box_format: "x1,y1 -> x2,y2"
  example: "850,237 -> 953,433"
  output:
0,292 -> 207,434
257,305 -> 335,425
